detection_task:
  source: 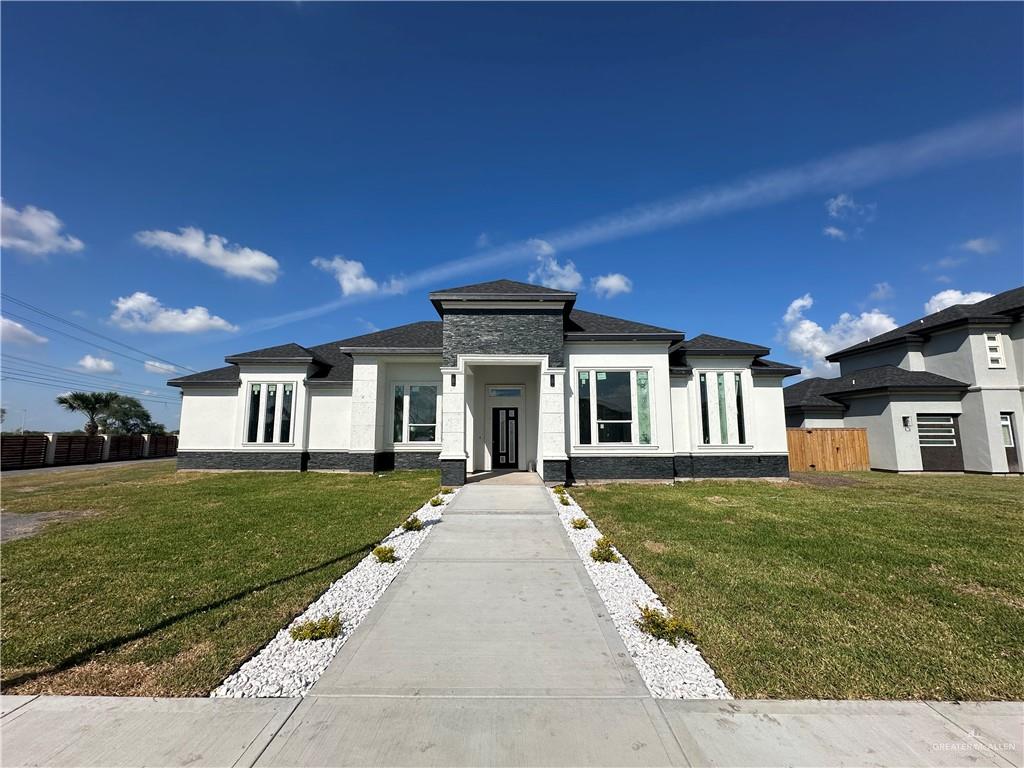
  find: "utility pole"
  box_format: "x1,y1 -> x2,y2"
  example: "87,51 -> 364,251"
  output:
19,408 -> 27,434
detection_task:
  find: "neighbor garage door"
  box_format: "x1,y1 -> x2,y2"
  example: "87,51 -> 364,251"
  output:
917,414 -> 964,471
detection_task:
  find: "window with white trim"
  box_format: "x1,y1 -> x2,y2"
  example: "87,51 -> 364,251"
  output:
985,333 -> 1005,369
391,383 -> 439,443
1000,413 -> 1015,448
575,369 -> 652,445
244,382 -> 295,444
917,414 -> 957,446
698,371 -> 748,445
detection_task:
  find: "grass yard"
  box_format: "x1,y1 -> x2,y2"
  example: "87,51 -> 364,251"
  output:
1,461 -> 439,696
572,473 -> 1023,701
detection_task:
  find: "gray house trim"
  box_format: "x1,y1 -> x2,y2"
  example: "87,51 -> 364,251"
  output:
440,459 -> 466,486
678,453 -> 789,479
542,459 -> 568,485
337,347 -> 442,355
567,456 -> 675,482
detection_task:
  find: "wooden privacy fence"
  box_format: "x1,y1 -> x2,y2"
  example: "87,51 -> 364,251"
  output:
787,428 -> 870,472
1,433 -> 177,471
1,435 -> 49,471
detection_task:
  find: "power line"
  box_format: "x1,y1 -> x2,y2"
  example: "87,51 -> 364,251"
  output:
2,370 -> 180,404
2,375 -> 180,408
1,294 -> 196,372
2,354 -> 178,395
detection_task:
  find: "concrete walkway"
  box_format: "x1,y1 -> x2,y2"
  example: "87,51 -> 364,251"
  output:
2,480 -> 1021,766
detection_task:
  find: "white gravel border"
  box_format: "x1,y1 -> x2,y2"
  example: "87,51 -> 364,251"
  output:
211,487 -> 459,698
550,487 -> 731,699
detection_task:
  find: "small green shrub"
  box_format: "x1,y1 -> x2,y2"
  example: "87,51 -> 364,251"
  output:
553,485 -> 565,493
289,615 -> 342,641
559,495 -> 571,506
429,496 -> 444,507
373,545 -> 398,563
402,515 -> 423,531
635,605 -> 696,647
590,537 -> 620,563
571,517 -> 589,529
440,486 -> 453,494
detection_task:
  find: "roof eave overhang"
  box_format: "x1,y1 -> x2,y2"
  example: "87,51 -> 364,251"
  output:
785,402 -> 846,413
167,380 -> 239,389
752,367 -> 802,378
828,385 -> 968,400
307,379 -> 354,387
826,334 -> 923,362
688,348 -> 770,357
430,293 -> 576,316
338,346 -> 442,355
224,355 -> 315,365
565,332 -> 683,343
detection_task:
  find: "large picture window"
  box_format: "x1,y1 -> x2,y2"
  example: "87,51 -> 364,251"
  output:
391,383 -> 439,443
576,369 -> 652,446
698,371 -> 748,446
244,381 -> 295,444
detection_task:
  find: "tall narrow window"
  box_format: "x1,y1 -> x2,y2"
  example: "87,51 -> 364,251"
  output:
263,384 -> 277,443
578,371 -> 592,444
637,371 -> 651,445
986,333 -> 1005,368
717,373 -> 728,444
247,384 -> 261,443
393,385 -> 405,443
596,371 -> 632,443
408,385 -> 437,441
734,373 -> 746,444
699,374 -> 710,444
279,384 -> 294,443
1001,414 -> 1015,447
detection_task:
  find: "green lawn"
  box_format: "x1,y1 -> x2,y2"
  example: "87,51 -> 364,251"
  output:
572,473 -> 1024,700
0,462 -> 439,696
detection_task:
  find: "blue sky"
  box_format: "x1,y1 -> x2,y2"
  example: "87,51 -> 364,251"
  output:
2,2 -> 1022,432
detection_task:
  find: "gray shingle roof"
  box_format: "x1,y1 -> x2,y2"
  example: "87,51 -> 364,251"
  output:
566,309 -> 683,339
167,365 -> 241,387
785,365 -> 968,410
334,321 -> 442,351
681,334 -> 770,356
751,358 -> 801,377
828,285 -> 1024,360
224,342 -> 318,363
430,279 -> 576,298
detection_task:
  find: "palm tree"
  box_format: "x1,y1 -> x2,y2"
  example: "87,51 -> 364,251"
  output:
55,391 -> 120,436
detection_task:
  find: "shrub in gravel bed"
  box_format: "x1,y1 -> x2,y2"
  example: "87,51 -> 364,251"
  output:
402,515 -> 423,531
553,485 -> 565,493
590,536 -> 620,563
429,496 -> 444,507
635,605 -> 696,647
373,545 -> 398,563
289,615 -> 342,641
558,495 -> 571,506
571,517 -> 589,529
440,487 -> 453,495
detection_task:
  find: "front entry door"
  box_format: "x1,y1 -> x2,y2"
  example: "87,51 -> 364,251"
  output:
491,407 -> 519,469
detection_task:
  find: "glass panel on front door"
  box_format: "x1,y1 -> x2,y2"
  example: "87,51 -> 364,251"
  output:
492,407 -> 518,469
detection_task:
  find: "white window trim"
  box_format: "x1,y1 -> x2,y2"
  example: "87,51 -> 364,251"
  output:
572,367 -> 657,449
242,381 -> 296,446
985,333 -> 1006,369
1000,414 -> 1015,448
389,381 -> 441,448
694,368 -> 753,449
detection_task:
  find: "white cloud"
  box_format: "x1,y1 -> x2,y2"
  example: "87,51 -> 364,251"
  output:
1,199 -> 84,257
528,255 -> 582,291
144,360 -> 177,375
781,293 -> 898,377
825,193 -> 876,221
1,317 -> 48,345
934,274 -> 953,284
924,289 -> 994,315
958,237 -> 1000,254
527,238 -> 556,257
311,257 -> 386,296
135,227 -> 279,283
475,232 -> 491,248
78,355 -> 116,373
592,273 -> 633,298
110,292 -> 238,333
868,282 -> 893,302
823,226 -> 847,241
248,108 -> 1024,334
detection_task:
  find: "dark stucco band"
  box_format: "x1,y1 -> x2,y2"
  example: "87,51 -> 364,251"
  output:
542,459 -> 568,484
177,451 -> 304,471
306,452 -> 374,472
440,459 -> 467,486
567,456 -> 675,483
679,454 -> 790,478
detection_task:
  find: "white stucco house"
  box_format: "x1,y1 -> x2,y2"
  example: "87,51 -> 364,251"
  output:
170,279 -> 799,485
785,285 -> 1024,474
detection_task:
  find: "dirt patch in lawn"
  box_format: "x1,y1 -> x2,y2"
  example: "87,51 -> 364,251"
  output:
1,509 -> 100,543
643,540 -> 669,554
790,472 -> 863,488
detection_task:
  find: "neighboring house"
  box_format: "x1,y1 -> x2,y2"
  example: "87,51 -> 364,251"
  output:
170,279 -> 799,485
785,286 -> 1024,474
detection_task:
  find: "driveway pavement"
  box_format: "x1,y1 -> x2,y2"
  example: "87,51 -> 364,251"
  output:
2,478 -> 1020,767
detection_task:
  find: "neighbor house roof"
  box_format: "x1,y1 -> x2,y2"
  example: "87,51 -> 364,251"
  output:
827,285 -> 1024,361
785,365 -> 968,412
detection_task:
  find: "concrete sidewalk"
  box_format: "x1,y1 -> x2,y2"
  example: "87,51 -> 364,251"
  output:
2,481 -> 1021,767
